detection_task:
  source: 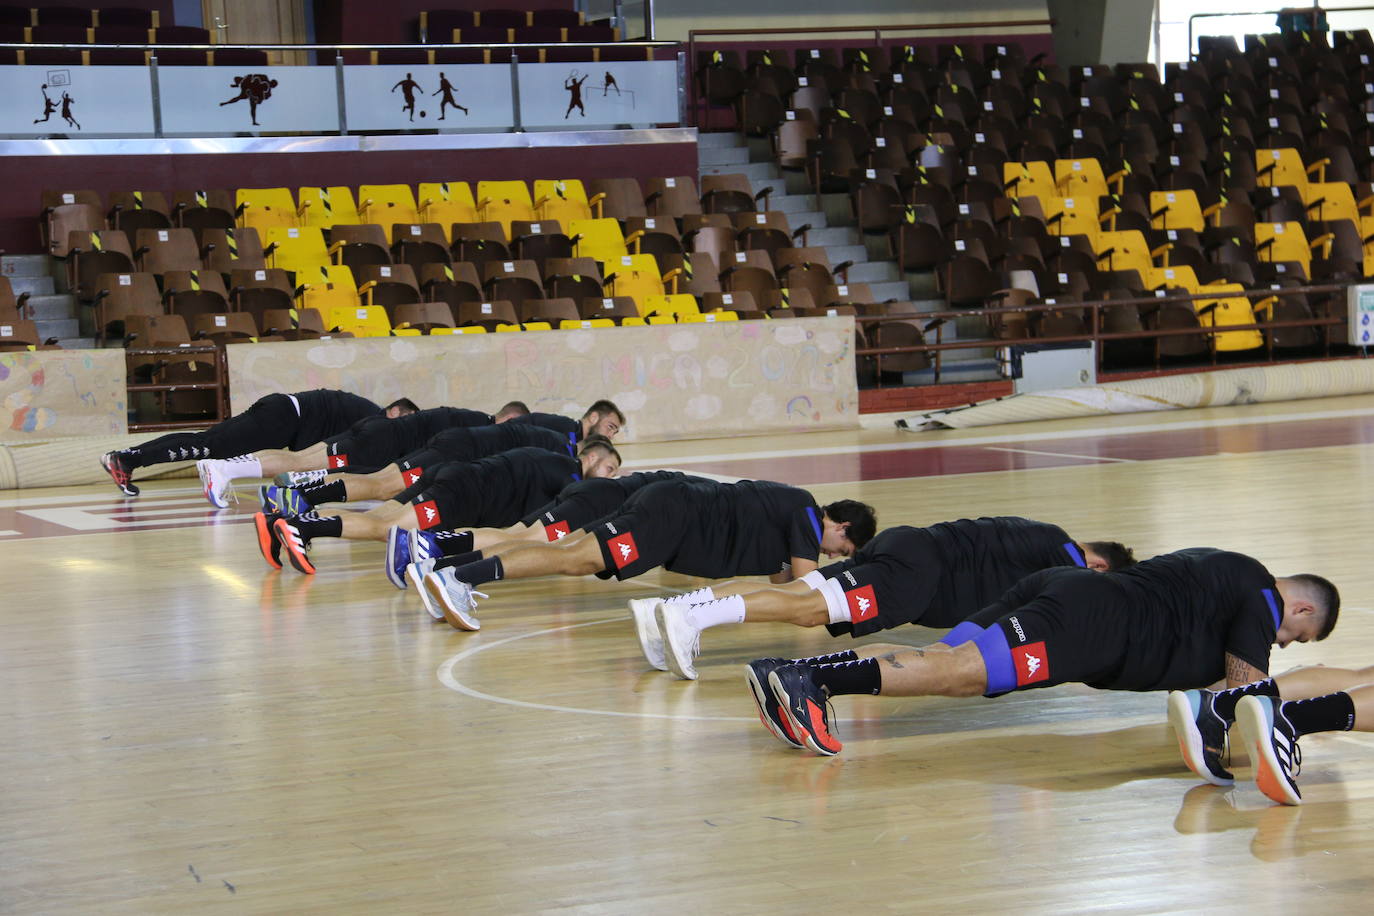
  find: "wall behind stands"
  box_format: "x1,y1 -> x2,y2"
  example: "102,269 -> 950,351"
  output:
655,0 -> 1052,39
314,0 -> 573,46
28,0 -> 175,21
1046,0 -> 1151,67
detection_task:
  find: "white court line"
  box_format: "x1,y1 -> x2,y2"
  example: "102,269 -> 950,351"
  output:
984,447 -> 1137,463
620,404 -> 1374,469
0,486 -> 204,508
0,530 -> 20,536
437,614 -> 756,722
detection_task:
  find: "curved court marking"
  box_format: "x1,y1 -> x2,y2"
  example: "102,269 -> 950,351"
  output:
436,614 -> 756,722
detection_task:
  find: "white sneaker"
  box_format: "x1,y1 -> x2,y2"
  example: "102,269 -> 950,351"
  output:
656,600 -> 702,680
196,459 -> 232,508
629,597 -> 669,671
425,567 -> 488,631
407,559 -> 439,617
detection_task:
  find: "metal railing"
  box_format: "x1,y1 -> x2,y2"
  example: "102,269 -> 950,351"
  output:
124,342 -> 229,431
1186,4 -> 1374,57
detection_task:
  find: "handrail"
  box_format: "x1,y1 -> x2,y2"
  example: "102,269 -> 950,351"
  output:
125,342 -> 229,432
0,39 -> 679,52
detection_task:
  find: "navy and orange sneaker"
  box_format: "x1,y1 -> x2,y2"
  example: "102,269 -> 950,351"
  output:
100,450 -> 139,496
768,663 -> 843,756
745,658 -> 805,749
253,511 -> 282,569
272,516 -> 317,575
1167,689 -> 1235,786
1236,695 -> 1303,806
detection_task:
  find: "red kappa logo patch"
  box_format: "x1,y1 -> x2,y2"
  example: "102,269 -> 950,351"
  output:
608,532 -> 639,568
413,499 -> 441,529
401,467 -> 424,487
328,453 -> 347,468
845,584 -> 879,623
544,520 -> 572,541
1012,641 -> 1050,686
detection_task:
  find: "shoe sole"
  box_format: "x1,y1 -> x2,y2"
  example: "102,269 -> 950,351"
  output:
768,670 -> 842,756
628,598 -> 668,671
425,574 -> 480,631
408,564 -> 443,619
198,461 -> 229,509
272,518 -> 316,575
654,602 -> 697,680
1167,691 -> 1234,786
384,527 -> 407,589
745,662 -> 805,749
1236,698 -> 1302,806
100,453 -> 139,496
254,512 -> 282,570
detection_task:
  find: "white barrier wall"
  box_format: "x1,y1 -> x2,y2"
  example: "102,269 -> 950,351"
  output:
0,349 -> 127,443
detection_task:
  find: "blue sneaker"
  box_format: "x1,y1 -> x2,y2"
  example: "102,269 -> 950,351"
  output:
409,528 -> 442,564
1236,695 -> 1303,806
385,526 -> 410,589
259,483 -> 307,516
1168,689 -> 1235,786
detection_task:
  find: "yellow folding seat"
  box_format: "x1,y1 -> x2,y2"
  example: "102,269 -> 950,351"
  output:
236,187 -> 297,232
1301,182 -> 1361,224
640,293 -> 700,321
322,304 -> 393,337
296,264 -> 360,312
1255,148 -> 1307,188
476,180 -> 536,236
1145,263 -> 1200,292
1148,190 -> 1206,232
1254,222 -> 1311,269
296,186 -> 360,228
568,218 -> 628,261
606,254 -> 664,301
357,185 -> 420,237
534,179 -> 596,223
1002,161 -> 1055,210
559,317 -> 618,329
1196,282 -> 1263,351
430,326 -> 488,335
418,181 -> 478,226
681,309 -> 738,323
1054,158 -> 1123,200
1094,230 -> 1156,277
1043,197 -> 1099,238
263,226 -> 332,276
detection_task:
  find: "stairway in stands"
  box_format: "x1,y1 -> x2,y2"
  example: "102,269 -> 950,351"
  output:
1,254 -> 89,349
697,130 -> 1000,384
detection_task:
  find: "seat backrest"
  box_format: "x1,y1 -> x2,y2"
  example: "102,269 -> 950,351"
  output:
0,319 -> 41,349
263,226 -> 331,274
357,185 -> 421,233
236,188 -> 298,232
568,218 -> 628,261
200,226 -> 267,272
418,181 -> 479,225
162,268 -> 229,298
134,227 -> 203,274
297,186 -> 362,228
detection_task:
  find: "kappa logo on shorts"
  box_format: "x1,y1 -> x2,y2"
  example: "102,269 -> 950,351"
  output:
328,453 -> 348,469
1012,641 -> 1050,686
413,499 -> 441,530
845,584 -> 879,623
608,532 -> 639,569
544,520 -> 572,541
401,467 -> 424,487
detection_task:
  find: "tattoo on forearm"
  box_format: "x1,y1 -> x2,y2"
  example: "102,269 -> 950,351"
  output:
1226,654 -> 1255,685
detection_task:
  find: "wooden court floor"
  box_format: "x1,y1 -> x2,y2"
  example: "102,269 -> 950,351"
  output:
4,394 -> 1374,912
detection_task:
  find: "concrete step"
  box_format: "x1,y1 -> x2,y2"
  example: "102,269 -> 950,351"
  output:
826,243 -> 868,265
866,280 -> 912,302
784,209 -> 828,231
56,337 -> 96,349
697,130 -> 743,149
2,254 -> 52,279
35,318 -> 79,339
846,260 -> 901,283
8,275 -> 55,296
698,145 -> 751,167
700,160 -> 779,182
21,293 -> 79,321
765,192 -> 820,214
805,226 -> 859,247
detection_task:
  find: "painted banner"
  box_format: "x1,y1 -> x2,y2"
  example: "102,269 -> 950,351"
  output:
0,348 -> 127,443
342,64 -> 514,132
0,65 -> 155,135
159,66 -> 340,134
226,318 -> 858,442
517,61 -> 678,129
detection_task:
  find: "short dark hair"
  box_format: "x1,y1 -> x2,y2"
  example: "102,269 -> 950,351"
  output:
823,499 -> 877,548
385,398 -> 419,415
1290,573 -> 1341,641
1084,540 -> 1137,570
497,400 -> 530,417
578,435 -> 621,466
583,399 -> 626,426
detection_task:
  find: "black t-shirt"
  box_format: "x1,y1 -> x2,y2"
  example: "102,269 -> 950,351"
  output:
385,407 -> 497,454
291,389 -> 382,448
510,412 -> 581,439
427,421 -> 574,463
1002,548 -> 1281,691
521,470 -> 690,527
463,447 -> 583,528
653,478 -> 822,578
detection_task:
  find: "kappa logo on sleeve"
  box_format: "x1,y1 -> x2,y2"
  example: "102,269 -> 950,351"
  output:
1011,641 -> 1050,686
607,532 -> 639,568
401,467 -> 424,487
544,520 -> 572,541
845,584 -> 879,623
413,499 -> 442,530
327,453 -> 348,469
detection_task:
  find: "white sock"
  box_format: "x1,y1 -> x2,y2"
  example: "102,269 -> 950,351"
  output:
670,585 -> 716,605
684,595 -> 746,631
224,456 -> 263,481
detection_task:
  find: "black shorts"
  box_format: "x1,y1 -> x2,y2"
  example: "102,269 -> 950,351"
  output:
591,487 -> 686,580
522,478 -> 631,541
941,569 -> 1128,696
326,417 -> 405,471
203,393 -> 304,455
394,463 -> 485,531
819,527 -> 940,638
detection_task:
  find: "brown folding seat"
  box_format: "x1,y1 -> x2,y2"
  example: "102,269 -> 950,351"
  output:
134,227 -> 202,274
162,269 -> 230,326
260,308 -> 327,340
198,226 -> 266,274
65,229 -> 134,301
665,252 -> 721,297
107,191 -> 171,235
171,190 -> 236,232
624,217 -> 684,268
92,271 -> 161,344
735,211 -> 805,265
579,296 -> 640,324
0,276 -> 28,321
510,220 -> 575,263
1254,291 -> 1321,350
391,302 -> 455,334
228,267 -> 295,330
586,178 -> 646,220
481,260 -> 544,309
644,177 -> 702,223
718,250 -> 778,304
543,257 -> 606,301
123,313 -> 191,382
327,224 -> 391,280
682,224 -> 736,273
149,26 -> 211,65
41,191 -> 103,257
0,319 -> 45,351
696,50 -> 746,130
701,174 -> 765,214
89,26 -> 152,64
451,221 -> 511,266
776,112 -> 821,175
356,264 -> 421,322
26,25 -> 87,65
390,223 -> 452,271
702,290 -> 762,318
421,9 -> 475,41
190,311 -> 259,344
419,262 -> 484,319
455,299 -> 518,331
518,297 -> 580,327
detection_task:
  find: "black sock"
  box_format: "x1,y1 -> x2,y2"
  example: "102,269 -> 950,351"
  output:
451,556 -> 504,586
1282,692 -> 1357,737
810,658 -> 881,697
1210,678 -> 1279,721
302,479 -> 348,506
435,549 -> 484,570
792,649 -> 860,666
292,513 -> 342,540
434,529 -> 474,556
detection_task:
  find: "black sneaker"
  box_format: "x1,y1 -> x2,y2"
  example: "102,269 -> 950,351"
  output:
745,658 -> 805,749
100,450 -> 139,496
272,516 -> 317,575
768,663 -> 843,756
254,511 -> 283,570
1167,689 -> 1235,786
1236,695 -> 1303,806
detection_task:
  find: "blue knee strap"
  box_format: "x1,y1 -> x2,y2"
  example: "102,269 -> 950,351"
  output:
939,621 -> 984,648
972,624 -> 1016,695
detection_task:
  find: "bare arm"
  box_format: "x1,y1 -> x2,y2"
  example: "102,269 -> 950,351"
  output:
770,556 -> 818,584
1225,652 -> 1268,689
